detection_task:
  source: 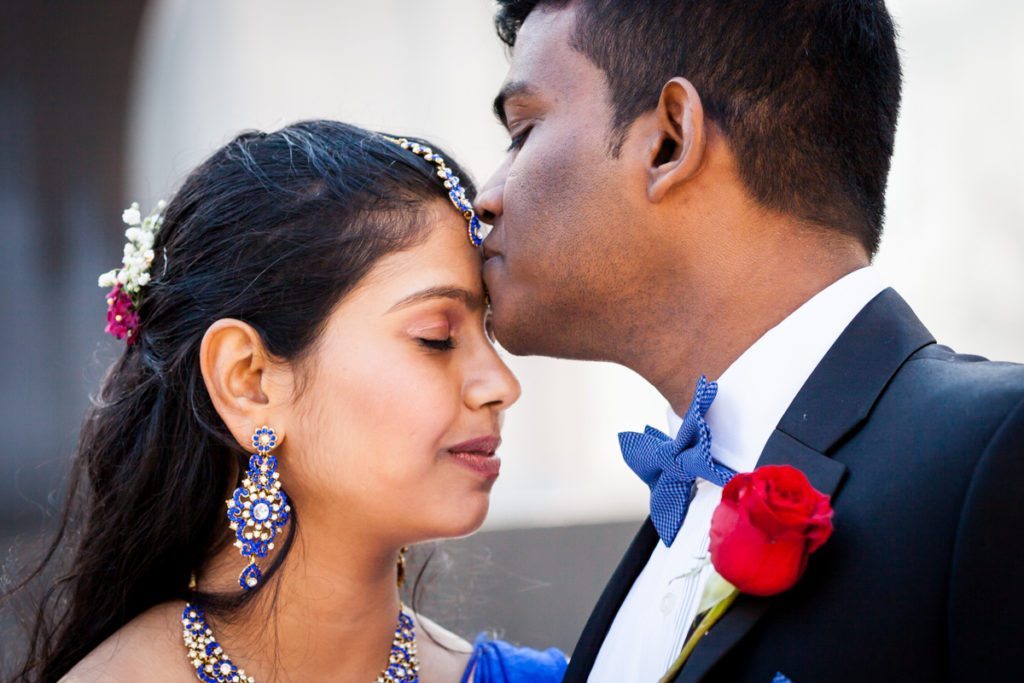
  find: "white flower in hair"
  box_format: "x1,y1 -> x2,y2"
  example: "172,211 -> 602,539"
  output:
122,204 -> 142,226
98,200 -> 166,295
97,200 -> 167,343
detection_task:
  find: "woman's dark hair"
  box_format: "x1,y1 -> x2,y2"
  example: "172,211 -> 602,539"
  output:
3,120 -> 475,682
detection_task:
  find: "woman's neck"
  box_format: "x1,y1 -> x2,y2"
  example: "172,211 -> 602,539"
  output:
196,525 -> 404,681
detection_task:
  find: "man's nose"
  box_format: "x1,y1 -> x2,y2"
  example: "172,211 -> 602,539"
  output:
473,171 -> 505,225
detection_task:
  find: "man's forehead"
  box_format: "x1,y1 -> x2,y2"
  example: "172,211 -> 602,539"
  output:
505,5 -> 578,80
494,5 -> 596,120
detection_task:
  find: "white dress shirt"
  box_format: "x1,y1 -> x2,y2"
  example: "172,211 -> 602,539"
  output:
588,266 -> 887,682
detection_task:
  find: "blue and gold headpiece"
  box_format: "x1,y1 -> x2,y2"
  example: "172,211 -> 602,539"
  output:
384,136 -> 484,247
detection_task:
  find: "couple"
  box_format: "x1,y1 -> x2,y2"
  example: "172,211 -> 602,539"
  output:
12,0 -> 1023,681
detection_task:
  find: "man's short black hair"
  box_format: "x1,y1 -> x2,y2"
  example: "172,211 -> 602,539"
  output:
494,0 -> 902,255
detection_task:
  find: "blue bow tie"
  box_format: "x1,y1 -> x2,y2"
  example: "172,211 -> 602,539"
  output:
619,376 -> 735,547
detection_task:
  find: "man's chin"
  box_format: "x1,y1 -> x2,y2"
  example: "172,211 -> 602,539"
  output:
492,325 -> 533,357
486,291 -> 535,357
491,296 -> 607,362
482,253 -> 504,286
484,263 -> 563,357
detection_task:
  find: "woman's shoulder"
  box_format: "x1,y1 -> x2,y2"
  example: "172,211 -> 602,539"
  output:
62,602 -> 191,682
411,612 -> 473,683
462,634 -> 568,683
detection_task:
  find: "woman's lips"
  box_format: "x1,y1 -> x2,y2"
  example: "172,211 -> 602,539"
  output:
448,435 -> 502,478
450,452 -> 502,478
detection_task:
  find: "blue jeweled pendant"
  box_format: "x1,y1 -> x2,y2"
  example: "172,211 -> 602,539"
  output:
182,603 -> 253,683
225,425 -> 290,590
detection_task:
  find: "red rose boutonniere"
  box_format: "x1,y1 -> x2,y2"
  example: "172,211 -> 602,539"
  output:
710,464 -> 834,595
662,465 -> 834,681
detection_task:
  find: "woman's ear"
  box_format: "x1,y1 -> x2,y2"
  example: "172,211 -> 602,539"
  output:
199,319 -> 287,449
646,77 -> 707,203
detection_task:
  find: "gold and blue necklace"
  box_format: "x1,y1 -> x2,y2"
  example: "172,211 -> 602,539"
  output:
181,602 -> 419,683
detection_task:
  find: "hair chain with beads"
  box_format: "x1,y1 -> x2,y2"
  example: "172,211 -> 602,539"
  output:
383,136 -> 484,247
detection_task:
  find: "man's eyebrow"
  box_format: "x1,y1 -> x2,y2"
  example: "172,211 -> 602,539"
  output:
492,80 -> 537,129
387,286 -> 485,313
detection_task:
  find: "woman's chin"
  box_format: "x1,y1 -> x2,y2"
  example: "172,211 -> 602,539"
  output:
434,494 -> 491,540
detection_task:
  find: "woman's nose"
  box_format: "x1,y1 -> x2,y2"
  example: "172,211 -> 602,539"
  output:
464,350 -> 521,413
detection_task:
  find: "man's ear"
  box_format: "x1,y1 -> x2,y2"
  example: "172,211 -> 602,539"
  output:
646,77 -> 707,203
199,318 -> 286,450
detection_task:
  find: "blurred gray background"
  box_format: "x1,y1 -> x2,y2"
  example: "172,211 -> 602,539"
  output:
2,0 -> 1022,658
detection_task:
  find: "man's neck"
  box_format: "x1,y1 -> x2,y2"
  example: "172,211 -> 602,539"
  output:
622,236 -> 869,414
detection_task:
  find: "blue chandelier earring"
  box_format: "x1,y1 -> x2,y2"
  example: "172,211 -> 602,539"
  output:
225,425 -> 291,590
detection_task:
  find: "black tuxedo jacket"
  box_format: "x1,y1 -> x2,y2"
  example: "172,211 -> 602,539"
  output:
566,289 -> 1024,682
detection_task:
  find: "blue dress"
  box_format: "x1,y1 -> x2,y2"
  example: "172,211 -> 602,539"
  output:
460,634 -> 567,683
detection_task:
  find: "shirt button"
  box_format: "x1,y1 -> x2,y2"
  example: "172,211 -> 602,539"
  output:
660,592 -> 676,616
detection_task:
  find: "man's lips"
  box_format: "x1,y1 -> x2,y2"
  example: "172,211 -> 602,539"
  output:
481,233 -> 503,262
482,248 -> 504,276
447,435 -> 502,477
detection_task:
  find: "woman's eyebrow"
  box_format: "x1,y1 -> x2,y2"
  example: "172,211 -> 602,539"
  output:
387,286 -> 484,313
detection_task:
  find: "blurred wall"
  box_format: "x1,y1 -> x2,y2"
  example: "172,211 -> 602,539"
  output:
1,0 -> 147,529
876,0 -> 1024,363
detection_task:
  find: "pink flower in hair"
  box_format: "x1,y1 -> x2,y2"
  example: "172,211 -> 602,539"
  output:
104,284 -> 141,344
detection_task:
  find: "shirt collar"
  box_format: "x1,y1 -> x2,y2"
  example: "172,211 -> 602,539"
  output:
667,266 -> 887,473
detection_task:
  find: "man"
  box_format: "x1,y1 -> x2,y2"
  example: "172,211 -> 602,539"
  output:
473,1 -> 1024,681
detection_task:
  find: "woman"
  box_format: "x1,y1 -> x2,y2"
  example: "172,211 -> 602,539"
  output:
6,121 -> 567,682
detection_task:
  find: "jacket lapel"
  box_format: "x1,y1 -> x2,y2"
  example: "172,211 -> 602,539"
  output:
675,288 -> 935,682
564,518 -> 659,681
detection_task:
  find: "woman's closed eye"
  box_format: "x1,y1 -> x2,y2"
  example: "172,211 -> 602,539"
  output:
418,336 -> 456,352
408,320 -> 454,352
